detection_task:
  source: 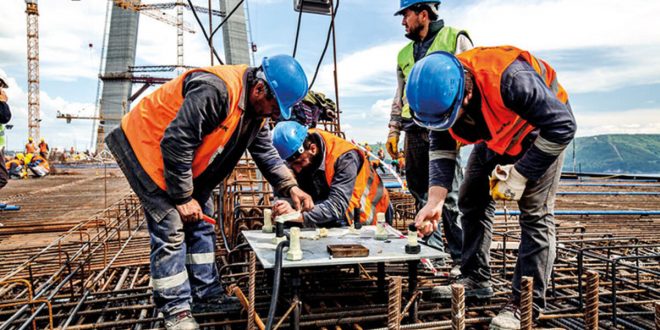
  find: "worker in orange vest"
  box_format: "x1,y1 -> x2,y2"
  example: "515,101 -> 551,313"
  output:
105,55 -> 313,330
24,137 -> 36,154
271,121 -> 392,227
5,153 -> 25,179
408,47 -> 576,329
38,137 -> 49,159
28,153 -> 50,177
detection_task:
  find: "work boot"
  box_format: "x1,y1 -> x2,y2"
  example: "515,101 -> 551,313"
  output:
490,299 -> 521,330
449,264 -> 462,278
164,310 -> 199,330
431,276 -> 494,300
191,294 -> 243,314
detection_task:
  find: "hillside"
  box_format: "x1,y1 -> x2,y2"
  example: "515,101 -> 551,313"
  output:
562,134 -> 660,174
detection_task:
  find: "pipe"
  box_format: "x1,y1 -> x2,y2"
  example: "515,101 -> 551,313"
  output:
557,191 -> 660,196
266,240 -> 289,330
495,210 -> 660,216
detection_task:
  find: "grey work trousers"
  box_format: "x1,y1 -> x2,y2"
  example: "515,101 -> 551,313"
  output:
459,142 -> 563,311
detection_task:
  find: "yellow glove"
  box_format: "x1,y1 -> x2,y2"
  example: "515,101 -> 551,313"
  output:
489,164 -> 528,201
386,132 -> 399,159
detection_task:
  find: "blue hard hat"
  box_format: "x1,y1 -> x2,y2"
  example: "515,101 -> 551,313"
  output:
394,0 -> 440,15
272,121 -> 309,161
262,55 -> 309,120
406,51 -> 464,131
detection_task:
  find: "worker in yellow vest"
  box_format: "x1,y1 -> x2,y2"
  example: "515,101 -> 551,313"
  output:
408,47 -> 576,329
271,121 -> 392,227
387,0 -> 472,276
106,55 -> 313,330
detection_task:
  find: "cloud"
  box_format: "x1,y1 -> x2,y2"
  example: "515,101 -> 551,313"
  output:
574,107 -> 660,137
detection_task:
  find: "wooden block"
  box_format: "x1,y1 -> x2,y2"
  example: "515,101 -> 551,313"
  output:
327,244 -> 369,258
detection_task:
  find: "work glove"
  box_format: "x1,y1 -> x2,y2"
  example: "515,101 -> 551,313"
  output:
386,129 -> 400,159
489,164 -> 528,201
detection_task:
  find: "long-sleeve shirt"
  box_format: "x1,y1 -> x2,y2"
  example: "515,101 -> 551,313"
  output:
108,70 -> 297,210
291,132 -> 363,227
390,20 -> 474,133
429,58 -> 577,188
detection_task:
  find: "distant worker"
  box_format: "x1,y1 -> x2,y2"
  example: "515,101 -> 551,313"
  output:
38,137 -> 49,159
408,47 -> 576,329
0,73 -> 12,188
105,55 -> 313,330
396,151 -> 406,175
6,153 -> 25,179
271,121 -> 392,227
28,154 -> 50,177
372,148 -> 387,174
387,0 -> 471,274
25,137 -> 36,154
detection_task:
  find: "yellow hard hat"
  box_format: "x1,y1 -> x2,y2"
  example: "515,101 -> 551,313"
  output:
16,153 -> 25,160
40,137 -> 45,142
28,137 -> 33,142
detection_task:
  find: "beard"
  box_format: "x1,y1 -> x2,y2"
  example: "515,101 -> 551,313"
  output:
405,22 -> 424,41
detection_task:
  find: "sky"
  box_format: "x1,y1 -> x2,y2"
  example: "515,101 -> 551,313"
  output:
1,0 -> 659,152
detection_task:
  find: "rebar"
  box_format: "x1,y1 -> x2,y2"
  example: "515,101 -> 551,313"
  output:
520,276 -> 533,330
387,276 -> 401,330
583,270 -> 599,329
451,284 -> 465,330
248,252 -> 256,330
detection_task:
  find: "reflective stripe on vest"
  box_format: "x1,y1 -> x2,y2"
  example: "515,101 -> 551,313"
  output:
450,46 -> 569,156
0,125 -> 5,148
121,65 -> 248,190
397,26 -> 465,119
310,129 -> 390,225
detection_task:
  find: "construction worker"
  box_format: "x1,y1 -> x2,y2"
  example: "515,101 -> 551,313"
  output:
0,73 -> 11,188
407,47 -> 576,329
28,153 -> 49,177
38,137 -> 49,159
396,151 -> 406,175
271,121 -> 392,227
387,0 -> 471,274
105,55 -> 313,330
6,153 -> 25,179
25,137 -> 36,154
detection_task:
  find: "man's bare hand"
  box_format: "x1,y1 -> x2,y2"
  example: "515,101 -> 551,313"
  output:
272,200 -> 295,217
414,203 -> 442,237
289,186 -> 314,211
176,199 -> 203,223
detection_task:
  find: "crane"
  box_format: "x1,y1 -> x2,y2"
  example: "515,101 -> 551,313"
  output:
25,0 -> 40,140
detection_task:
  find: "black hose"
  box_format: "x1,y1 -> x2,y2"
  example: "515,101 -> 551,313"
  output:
308,0 -> 340,89
186,0 -> 224,64
292,0 -> 304,57
266,240 -> 289,330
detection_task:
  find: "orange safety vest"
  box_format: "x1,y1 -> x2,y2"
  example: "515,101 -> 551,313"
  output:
6,159 -> 21,170
311,129 -> 390,225
31,155 -> 50,171
451,46 -> 569,156
121,65 -> 248,190
25,143 -> 36,154
39,142 -> 48,153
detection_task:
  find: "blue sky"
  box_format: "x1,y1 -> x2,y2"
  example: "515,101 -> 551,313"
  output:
1,0 -> 659,152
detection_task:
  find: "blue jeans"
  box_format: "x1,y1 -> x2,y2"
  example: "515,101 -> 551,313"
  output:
459,142 -> 562,311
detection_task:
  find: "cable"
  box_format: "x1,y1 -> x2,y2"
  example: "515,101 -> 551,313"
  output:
187,0 -> 224,64
308,0 -> 340,90
292,0 -> 304,58
266,240 -> 290,330
211,0 -> 246,38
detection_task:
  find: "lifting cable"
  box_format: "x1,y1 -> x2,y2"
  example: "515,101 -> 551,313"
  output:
211,0 -> 246,38
292,1 -> 304,57
187,0 -> 225,64
308,0 -> 340,90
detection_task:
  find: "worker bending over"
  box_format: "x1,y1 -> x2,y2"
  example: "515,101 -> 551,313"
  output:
271,121 -> 392,227
106,55 -> 313,330
408,47 -> 576,329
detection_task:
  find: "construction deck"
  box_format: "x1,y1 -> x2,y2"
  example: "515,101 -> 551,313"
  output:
0,166 -> 658,329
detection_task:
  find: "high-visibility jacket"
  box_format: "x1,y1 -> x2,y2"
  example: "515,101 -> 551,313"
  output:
311,129 -> 390,225
38,142 -> 49,153
398,26 -> 465,119
6,159 -> 21,171
121,65 -> 248,190
451,46 -> 569,156
31,155 -> 50,171
25,143 -> 36,154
